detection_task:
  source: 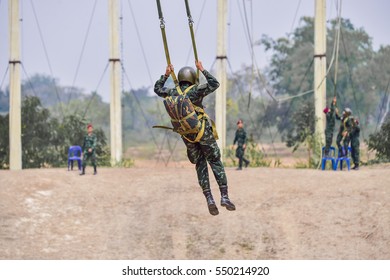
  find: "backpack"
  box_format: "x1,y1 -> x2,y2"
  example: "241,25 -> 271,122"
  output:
162,85 -> 206,143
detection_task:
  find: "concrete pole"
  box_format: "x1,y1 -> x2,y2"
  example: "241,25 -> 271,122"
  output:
314,0 -> 327,144
216,0 -> 227,155
9,0 -> 22,170
108,0 -> 122,165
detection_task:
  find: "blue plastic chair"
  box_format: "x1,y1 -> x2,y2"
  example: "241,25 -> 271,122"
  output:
321,146 -> 336,170
68,145 -> 82,171
334,146 -> 351,171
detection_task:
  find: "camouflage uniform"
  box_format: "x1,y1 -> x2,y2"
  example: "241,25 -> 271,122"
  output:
324,102 -> 336,155
154,68 -> 234,215
233,127 -> 249,169
335,112 -> 352,156
82,133 -> 97,173
350,118 -> 360,169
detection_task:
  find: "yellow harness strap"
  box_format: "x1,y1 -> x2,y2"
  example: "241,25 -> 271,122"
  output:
162,84 -> 219,143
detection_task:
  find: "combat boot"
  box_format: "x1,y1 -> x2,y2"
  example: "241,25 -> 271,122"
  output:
203,191 -> 219,216
79,166 -> 85,176
219,185 -> 236,211
352,164 -> 359,170
244,159 -> 250,168
93,166 -> 97,175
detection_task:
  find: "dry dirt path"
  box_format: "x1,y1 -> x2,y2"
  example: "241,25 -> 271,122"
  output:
1,165 -> 389,259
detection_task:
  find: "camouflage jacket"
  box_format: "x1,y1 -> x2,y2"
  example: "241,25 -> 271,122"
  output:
335,114 -> 352,135
82,133 -> 97,153
233,128 -> 247,147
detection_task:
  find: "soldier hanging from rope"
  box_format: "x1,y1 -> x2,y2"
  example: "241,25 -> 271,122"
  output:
154,61 -> 236,216
154,0 -> 235,215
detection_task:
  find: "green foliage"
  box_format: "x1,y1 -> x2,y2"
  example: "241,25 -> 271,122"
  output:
0,89 -> 8,113
285,100 -> 315,149
0,96 -> 110,169
21,96 -> 57,168
260,17 -> 388,140
281,100 -> 321,168
113,157 -> 135,168
0,113 -> 9,168
245,136 -> 272,167
224,135 -> 273,168
368,117 -> 390,161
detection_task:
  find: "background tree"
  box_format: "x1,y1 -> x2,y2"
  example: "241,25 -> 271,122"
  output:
260,17 -> 384,144
368,116 -> 390,162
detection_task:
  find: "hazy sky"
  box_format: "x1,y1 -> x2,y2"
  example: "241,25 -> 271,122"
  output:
1,0 -> 389,102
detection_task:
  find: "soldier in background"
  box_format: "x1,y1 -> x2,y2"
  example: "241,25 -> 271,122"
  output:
154,61 -> 235,216
350,117 -> 360,170
335,107 -> 353,157
80,123 -> 97,175
323,96 -> 337,156
233,119 -> 250,170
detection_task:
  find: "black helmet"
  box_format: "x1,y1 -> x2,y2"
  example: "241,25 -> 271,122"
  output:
178,66 -> 196,85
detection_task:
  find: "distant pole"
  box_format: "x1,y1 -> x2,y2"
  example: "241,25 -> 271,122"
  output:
314,0 -> 326,144
108,0 -> 122,165
9,0 -> 22,170
216,0 -> 227,156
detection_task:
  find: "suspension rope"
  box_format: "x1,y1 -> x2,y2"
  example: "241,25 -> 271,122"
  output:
79,61 -> 109,118
333,0 -> 342,97
122,62 -> 180,166
121,63 -> 164,154
185,0 -> 207,66
125,0 -> 175,165
238,0 -> 277,102
30,0 -> 64,118
226,59 -> 272,157
126,0 -> 154,84
0,65 -> 9,91
156,0 -> 178,86
340,28 -> 365,140
289,0 -> 302,36
67,0 -> 98,109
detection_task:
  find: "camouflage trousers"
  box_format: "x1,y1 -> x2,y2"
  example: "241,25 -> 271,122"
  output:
350,139 -> 360,165
236,146 -> 249,168
183,121 -> 227,192
324,130 -> 333,155
82,150 -> 97,168
336,133 -> 350,157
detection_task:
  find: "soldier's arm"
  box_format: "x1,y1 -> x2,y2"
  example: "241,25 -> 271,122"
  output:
330,101 -> 335,115
196,69 -> 220,98
335,111 -> 341,120
154,75 -> 171,98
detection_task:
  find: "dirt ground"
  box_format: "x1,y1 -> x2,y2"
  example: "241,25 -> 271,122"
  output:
1,162 -> 389,260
